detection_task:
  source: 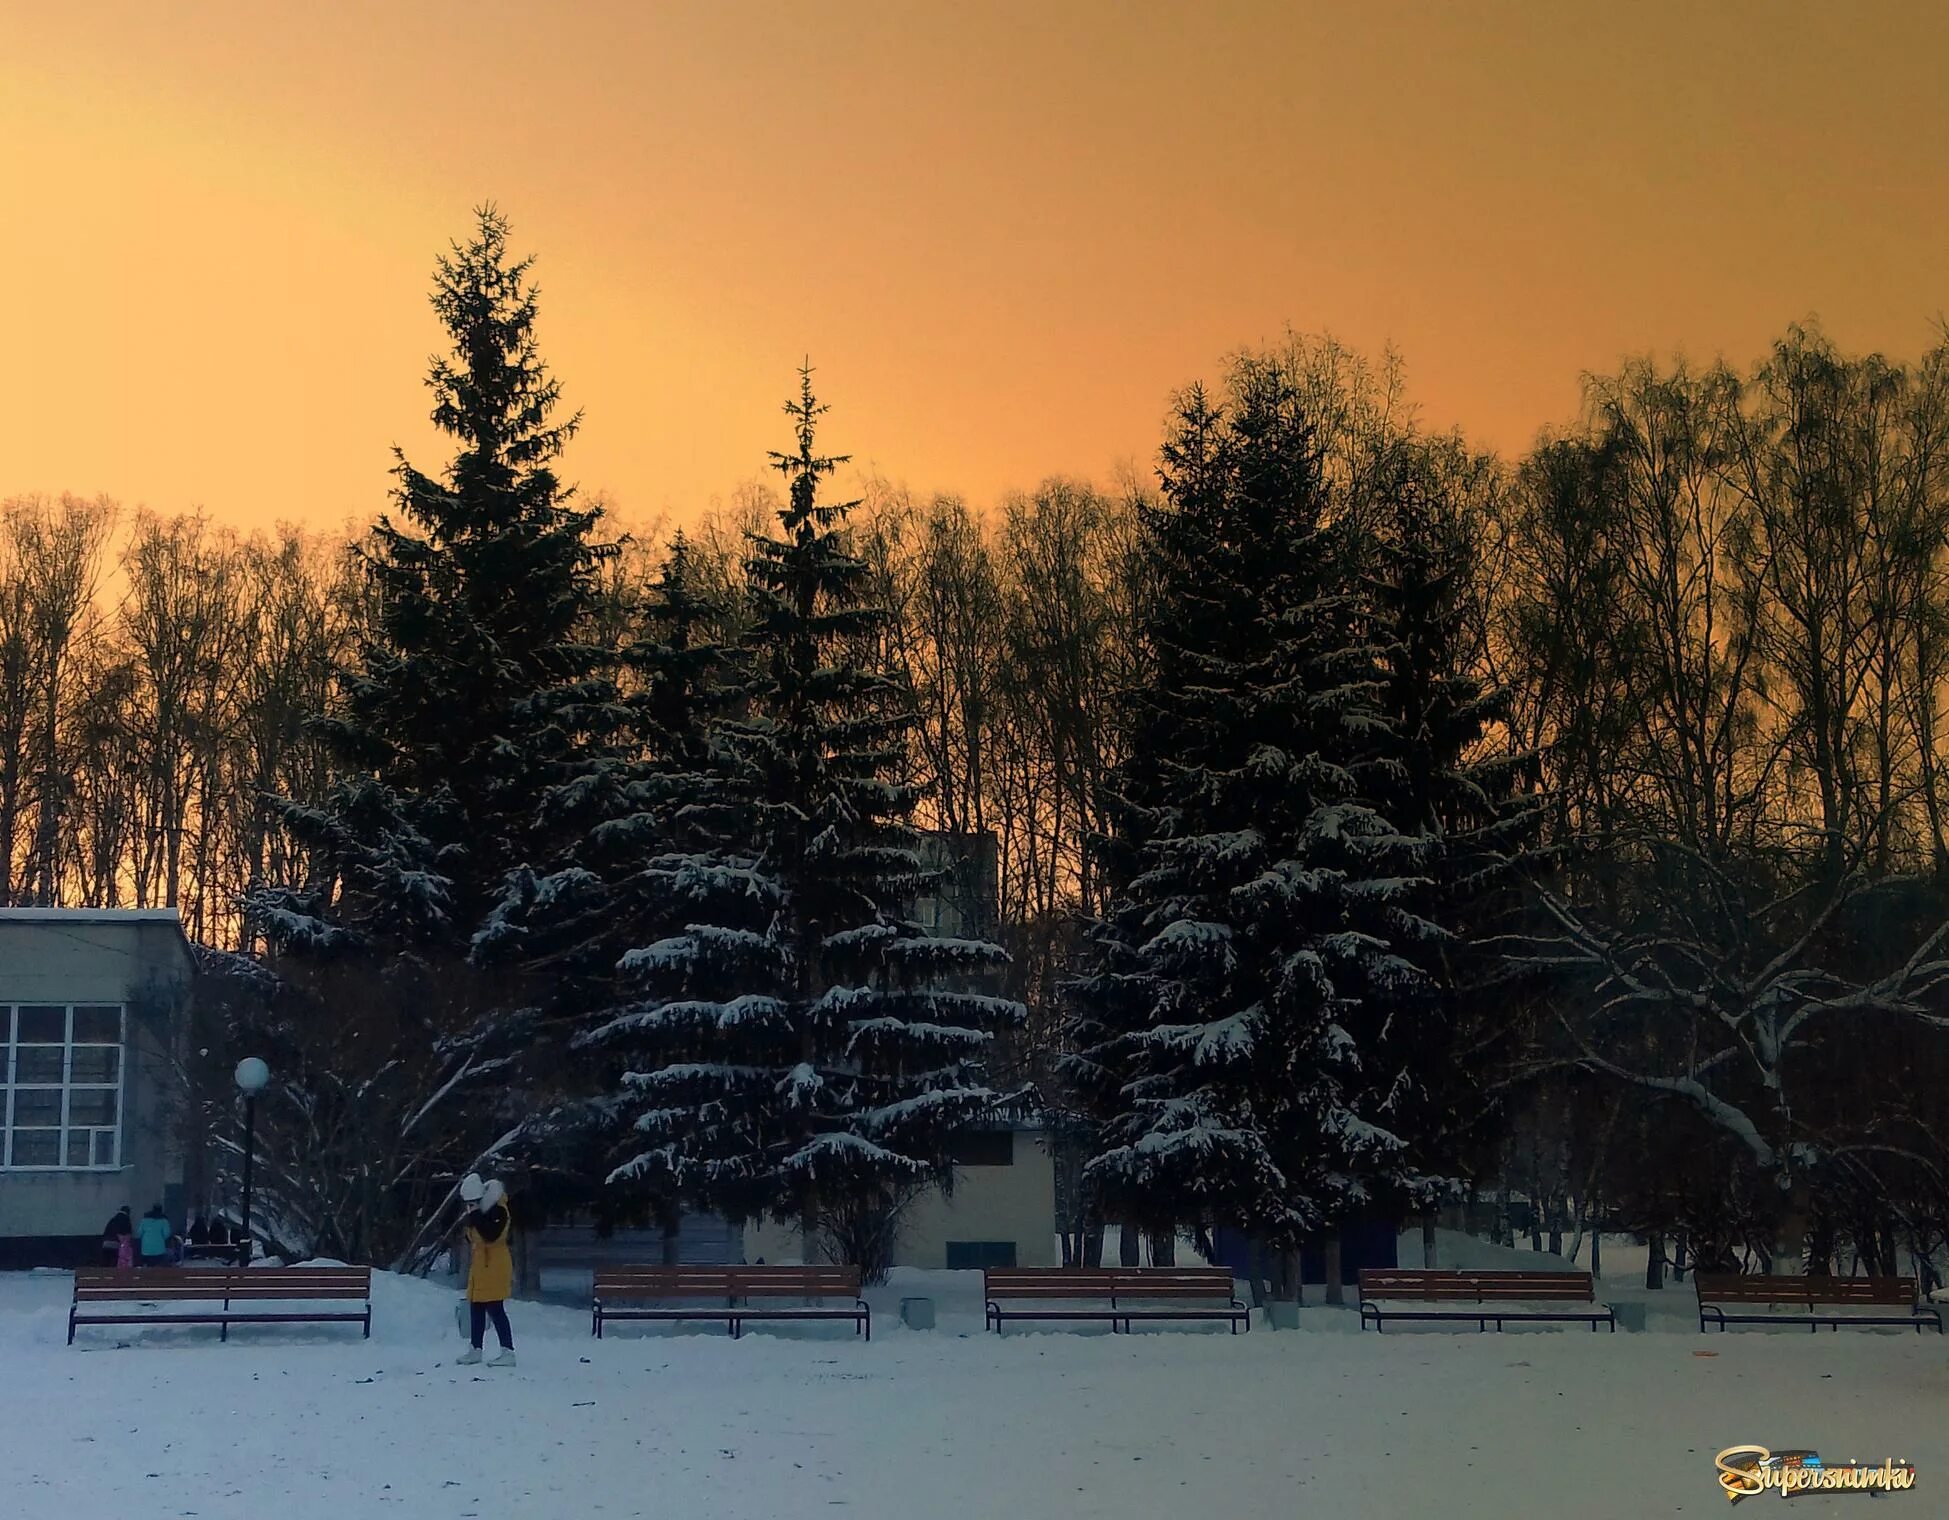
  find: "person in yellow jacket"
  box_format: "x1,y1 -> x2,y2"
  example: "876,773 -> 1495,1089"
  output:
457,1174 -> 516,1367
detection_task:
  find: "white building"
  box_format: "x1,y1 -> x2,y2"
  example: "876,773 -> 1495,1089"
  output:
0,909 -> 194,1267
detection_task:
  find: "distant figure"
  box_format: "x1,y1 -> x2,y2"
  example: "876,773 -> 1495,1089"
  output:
101,1207 -> 132,1268
456,1174 -> 515,1368
207,1216 -> 232,1248
135,1204 -> 171,1268
188,1216 -> 212,1248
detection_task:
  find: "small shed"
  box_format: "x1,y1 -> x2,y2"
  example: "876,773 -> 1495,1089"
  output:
0,909 -> 195,1267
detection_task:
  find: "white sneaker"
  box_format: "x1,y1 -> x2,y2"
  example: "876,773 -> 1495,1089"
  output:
456,1347 -> 483,1365
487,1349 -> 516,1368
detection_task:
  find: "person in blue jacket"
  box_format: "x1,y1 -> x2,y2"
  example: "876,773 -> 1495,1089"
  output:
135,1204 -> 171,1268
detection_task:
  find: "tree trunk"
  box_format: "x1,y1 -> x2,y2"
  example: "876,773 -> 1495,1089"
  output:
1081,1213 -> 1105,1268
1645,1231 -> 1665,1290
513,1220 -> 539,1296
1322,1232 -> 1343,1306
1805,1215 -> 1834,1276
1421,1213 -> 1437,1268
660,1215 -> 681,1268
1118,1221 -> 1141,1267
1673,1230 -> 1688,1283
1589,1219 -> 1601,1279
1275,1247 -> 1301,1305
1147,1229 -> 1175,1267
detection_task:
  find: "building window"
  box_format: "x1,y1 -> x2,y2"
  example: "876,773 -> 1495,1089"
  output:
946,1240 -> 1018,1269
1,1004 -> 123,1170
947,1128 -> 1014,1167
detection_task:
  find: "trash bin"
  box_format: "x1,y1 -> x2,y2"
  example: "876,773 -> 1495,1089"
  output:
900,1296 -> 935,1330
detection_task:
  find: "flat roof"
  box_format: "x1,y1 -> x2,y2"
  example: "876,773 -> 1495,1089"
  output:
0,908 -> 186,924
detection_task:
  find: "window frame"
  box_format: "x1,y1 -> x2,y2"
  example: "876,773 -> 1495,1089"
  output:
947,1128 -> 1015,1167
1,1003 -> 125,1172
945,1240 -> 1019,1269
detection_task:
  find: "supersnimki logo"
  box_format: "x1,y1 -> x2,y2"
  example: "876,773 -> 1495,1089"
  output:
1715,1446 -> 1917,1503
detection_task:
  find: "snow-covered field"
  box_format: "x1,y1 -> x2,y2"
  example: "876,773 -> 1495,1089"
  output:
4,1235 -> 1945,1519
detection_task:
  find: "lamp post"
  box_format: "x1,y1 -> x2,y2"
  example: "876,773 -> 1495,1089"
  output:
234,1057 -> 270,1266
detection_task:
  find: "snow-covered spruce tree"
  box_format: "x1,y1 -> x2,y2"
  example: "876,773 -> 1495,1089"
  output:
471,534 -> 747,1252
1069,350 -> 1438,1299
1363,462 -> 1542,1262
240,206 -> 612,1263
582,371 -> 1022,1264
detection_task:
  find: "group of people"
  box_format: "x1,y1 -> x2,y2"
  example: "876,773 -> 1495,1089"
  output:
96,1176 -> 518,1372
100,1206 -> 238,1268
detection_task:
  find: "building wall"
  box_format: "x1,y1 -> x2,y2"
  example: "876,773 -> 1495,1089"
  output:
0,915 -> 192,1263
900,1136 -> 1057,1269
743,1129 -> 1057,1270
912,831 -> 1001,942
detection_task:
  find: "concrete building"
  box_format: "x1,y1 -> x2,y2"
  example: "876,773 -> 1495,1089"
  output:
0,909 -> 194,1267
744,1117 -> 1058,1270
913,830 -> 1001,941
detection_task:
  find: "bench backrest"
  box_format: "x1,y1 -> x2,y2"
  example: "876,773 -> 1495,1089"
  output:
983,1267 -> 1238,1301
1693,1273 -> 1917,1308
593,1265 -> 863,1301
1357,1267 -> 1596,1303
73,1266 -> 371,1302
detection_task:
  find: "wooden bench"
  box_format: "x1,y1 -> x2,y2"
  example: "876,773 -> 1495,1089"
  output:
1357,1268 -> 1615,1332
592,1265 -> 870,1340
1694,1274 -> 1944,1333
983,1267 -> 1248,1333
69,1266 -> 372,1345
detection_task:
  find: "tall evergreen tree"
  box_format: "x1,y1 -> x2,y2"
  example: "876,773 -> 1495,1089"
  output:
472,534 -> 746,1244
583,371 -> 1022,1250
1070,351 -> 1438,1294
236,207 -> 611,1259
1363,463 -> 1540,1238
251,205 -> 608,957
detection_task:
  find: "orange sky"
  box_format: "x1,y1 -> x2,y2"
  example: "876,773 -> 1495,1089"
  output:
2,1 -> 1944,533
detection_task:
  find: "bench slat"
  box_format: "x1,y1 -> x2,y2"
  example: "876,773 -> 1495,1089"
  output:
984,1268 -> 1238,1301
594,1265 -> 862,1301
1695,1273 -> 1919,1307
591,1265 -> 871,1340
69,1266 -> 372,1346
1358,1268 -> 1597,1304
982,1267 -> 1248,1334
73,1267 -> 371,1304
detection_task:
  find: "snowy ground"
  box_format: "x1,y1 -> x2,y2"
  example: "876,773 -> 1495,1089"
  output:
5,1234 -> 1946,1519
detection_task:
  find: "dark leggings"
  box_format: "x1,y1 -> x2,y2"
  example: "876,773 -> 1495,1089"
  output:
470,1301 -> 513,1350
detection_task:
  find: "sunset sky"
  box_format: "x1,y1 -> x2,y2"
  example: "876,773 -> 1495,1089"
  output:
2,1 -> 1944,533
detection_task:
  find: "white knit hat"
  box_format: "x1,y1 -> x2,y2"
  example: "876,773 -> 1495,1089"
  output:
458,1173 -> 485,1204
